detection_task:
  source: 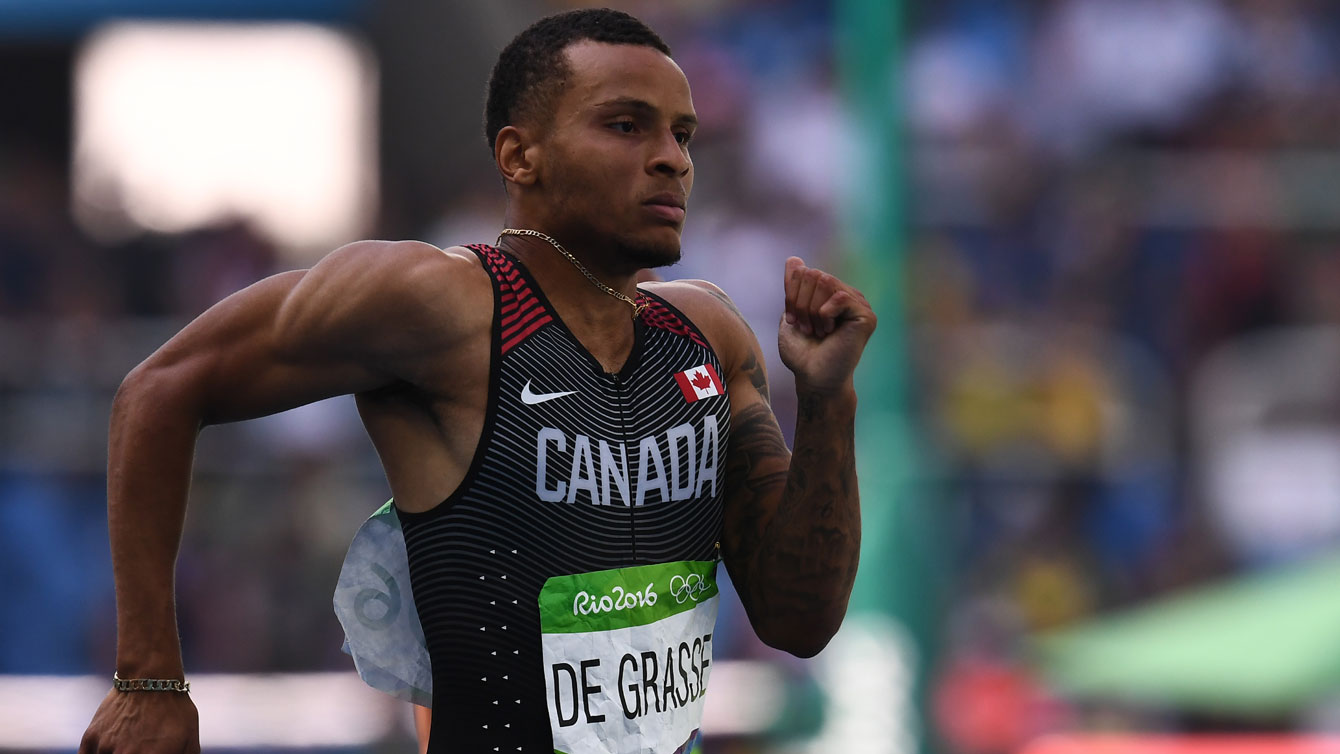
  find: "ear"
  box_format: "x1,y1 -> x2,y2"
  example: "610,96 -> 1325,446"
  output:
495,125 -> 539,188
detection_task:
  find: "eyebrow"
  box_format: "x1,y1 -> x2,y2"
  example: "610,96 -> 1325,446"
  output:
594,97 -> 698,127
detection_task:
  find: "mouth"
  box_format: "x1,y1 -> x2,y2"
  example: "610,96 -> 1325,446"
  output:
643,193 -> 687,223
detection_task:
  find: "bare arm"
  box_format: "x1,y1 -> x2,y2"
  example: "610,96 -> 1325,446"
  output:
108,270 -> 381,678
722,379 -> 859,658
82,240 -> 472,753
686,259 -> 875,658
414,704 -> 432,754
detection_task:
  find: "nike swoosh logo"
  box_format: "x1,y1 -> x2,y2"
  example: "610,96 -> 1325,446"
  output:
520,380 -> 578,405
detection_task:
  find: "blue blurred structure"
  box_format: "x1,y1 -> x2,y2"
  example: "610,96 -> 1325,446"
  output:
0,472 -> 111,673
0,0 -> 363,38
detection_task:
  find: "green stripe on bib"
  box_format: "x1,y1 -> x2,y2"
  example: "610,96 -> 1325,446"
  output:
539,560 -> 718,634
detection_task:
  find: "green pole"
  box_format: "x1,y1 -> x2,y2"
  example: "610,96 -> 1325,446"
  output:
828,2 -> 943,753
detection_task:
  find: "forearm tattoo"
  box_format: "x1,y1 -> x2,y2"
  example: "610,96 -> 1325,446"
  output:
723,393 -> 861,643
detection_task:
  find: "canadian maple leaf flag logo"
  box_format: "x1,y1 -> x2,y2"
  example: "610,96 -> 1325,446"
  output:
674,364 -> 724,403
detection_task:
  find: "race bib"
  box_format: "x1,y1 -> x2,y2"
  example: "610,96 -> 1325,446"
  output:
540,560 -> 718,754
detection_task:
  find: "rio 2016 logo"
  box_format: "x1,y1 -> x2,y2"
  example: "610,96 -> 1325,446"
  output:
572,583 -> 658,616
669,573 -> 710,604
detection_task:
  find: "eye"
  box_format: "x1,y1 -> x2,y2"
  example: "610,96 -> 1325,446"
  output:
609,120 -> 636,134
674,130 -> 693,146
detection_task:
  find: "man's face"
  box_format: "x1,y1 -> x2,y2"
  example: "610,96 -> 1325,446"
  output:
537,41 -> 697,270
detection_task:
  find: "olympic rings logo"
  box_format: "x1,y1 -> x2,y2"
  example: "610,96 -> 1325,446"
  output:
669,573 -> 710,604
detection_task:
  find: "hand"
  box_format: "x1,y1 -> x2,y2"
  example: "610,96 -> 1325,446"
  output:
779,256 -> 877,393
80,689 -> 200,754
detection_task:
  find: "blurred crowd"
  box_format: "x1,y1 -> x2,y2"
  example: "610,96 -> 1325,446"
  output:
904,1 -> 1340,751
4,0 -> 1340,751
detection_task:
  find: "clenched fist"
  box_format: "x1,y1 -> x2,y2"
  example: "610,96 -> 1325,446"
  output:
778,256 -> 877,393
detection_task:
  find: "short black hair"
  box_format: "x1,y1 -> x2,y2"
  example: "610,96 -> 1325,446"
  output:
484,8 -> 671,150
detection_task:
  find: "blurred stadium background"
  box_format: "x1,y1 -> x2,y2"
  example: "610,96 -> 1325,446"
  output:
4,0 -> 1340,751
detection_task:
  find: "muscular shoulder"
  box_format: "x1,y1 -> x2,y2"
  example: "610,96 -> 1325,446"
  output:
312,238 -> 487,298
641,279 -> 756,373
279,239 -> 492,357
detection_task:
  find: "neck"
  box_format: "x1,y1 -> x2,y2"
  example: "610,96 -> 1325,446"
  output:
496,226 -> 642,324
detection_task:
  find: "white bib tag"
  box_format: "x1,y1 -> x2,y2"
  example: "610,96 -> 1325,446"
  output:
540,560 -> 717,754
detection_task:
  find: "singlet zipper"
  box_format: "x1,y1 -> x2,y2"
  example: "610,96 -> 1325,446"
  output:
611,372 -> 637,562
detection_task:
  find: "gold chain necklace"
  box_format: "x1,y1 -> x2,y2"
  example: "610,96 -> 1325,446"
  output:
497,228 -> 646,319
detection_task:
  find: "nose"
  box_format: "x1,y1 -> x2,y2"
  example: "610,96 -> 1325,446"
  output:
650,130 -> 691,178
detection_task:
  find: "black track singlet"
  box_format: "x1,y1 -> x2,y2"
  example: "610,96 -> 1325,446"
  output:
397,245 -> 730,753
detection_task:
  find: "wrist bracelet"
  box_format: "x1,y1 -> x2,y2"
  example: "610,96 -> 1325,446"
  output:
113,671 -> 190,693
